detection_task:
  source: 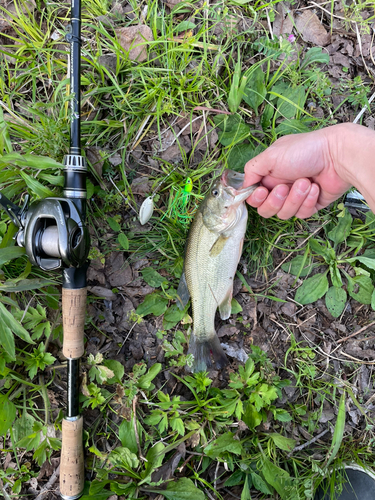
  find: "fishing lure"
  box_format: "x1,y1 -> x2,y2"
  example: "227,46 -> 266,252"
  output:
168,177 -> 199,225
139,166 -> 178,225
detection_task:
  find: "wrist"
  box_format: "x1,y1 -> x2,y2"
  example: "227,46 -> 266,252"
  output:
328,123 -> 375,190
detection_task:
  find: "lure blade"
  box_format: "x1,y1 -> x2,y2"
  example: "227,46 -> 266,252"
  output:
139,196 -> 154,225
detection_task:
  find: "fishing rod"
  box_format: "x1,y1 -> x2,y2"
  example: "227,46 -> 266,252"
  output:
0,0 -> 89,498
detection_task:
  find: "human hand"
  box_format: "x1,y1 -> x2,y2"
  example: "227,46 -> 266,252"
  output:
244,124 -> 354,219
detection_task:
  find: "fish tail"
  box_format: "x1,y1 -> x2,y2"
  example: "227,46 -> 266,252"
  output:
186,331 -> 227,373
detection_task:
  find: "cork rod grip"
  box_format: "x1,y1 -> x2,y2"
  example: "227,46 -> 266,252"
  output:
60,417 -> 84,499
62,287 -> 87,359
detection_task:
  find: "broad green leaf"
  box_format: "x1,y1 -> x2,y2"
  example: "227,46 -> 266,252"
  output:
107,217 -> 121,232
243,66 -> 267,115
163,303 -> 186,330
0,395 -> 16,436
224,469 -> 244,487
108,447 -> 139,471
81,492 -> 113,500
251,472 -> 273,495
0,153 -> 63,170
141,267 -> 168,287
0,246 -> 25,267
228,52 -> 247,113
242,403 -> 262,430
174,20 -> 196,32
347,256 -> 375,271
0,302 -> 34,344
275,86 -> 306,119
275,119 -> 310,136
136,292 -> 168,317
231,298 -> 242,314
328,209 -> 352,245
118,233 -> 129,250
273,408 -> 292,422
261,457 -> 291,498
38,173 -> 64,186
228,143 -> 265,171
0,278 -> 54,292
300,47 -> 330,69
213,114 -> 251,146
19,171 -> 54,198
241,474 -> 251,500
325,286 -> 347,318
326,391 -> 346,466
158,477 -> 205,500
329,263 -> 342,287
371,289 -> 375,311
119,417 -> 138,455
281,255 -> 316,277
137,363 -> 162,389
218,122 -> 250,146
346,274 -> 374,304
104,359 -> 124,383
0,321 -> 15,359
295,273 -> 329,305
309,238 -> 334,262
261,103 -> 274,130
204,432 -> 243,458
269,433 -> 296,451
13,412 -> 36,442
139,442 -> 165,485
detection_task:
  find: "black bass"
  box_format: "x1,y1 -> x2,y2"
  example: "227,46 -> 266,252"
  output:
177,170 -> 258,372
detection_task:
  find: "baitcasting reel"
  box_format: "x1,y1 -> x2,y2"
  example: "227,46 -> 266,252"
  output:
0,192 -> 89,271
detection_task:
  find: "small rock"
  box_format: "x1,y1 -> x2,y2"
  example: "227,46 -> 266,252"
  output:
117,24 -> 153,62
319,410 -> 335,423
280,301 -> 297,317
98,54 -> 117,73
221,342 -> 248,363
295,11 -> 331,46
88,286 -> 116,301
217,325 -> 239,338
129,341 -> 144,360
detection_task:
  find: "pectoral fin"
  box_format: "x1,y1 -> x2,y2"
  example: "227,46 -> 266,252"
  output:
176,272 -> 190,310
209,235 -> 229,258
219,288 -> 233,320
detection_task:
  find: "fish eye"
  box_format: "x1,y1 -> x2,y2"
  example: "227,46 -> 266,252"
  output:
212,189 -> 219,197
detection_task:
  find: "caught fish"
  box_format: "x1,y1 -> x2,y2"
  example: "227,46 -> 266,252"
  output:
177,170 -> 258,372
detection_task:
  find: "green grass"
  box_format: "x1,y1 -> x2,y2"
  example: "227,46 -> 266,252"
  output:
0,0 -> 375,498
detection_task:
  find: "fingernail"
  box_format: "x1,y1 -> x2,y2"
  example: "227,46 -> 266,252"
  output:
309,184 -> 319,197
254,188 -> 268,202
274,185 -> 289,200
296,179 -> 310,195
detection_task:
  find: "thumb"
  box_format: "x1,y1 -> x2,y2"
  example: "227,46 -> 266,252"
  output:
244,148 -> 277,187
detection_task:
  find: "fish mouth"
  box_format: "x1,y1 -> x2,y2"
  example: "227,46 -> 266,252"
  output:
221,169 -> 258,202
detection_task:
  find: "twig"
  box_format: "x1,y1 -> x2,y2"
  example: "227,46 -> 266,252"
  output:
117,320 -> 138,354
339,351 -> 375,365
288,429 -> 329,456
214,460 -> 220,492
133,396 -> 147,461
353,89 -> 375,124
266,8 -> 274,40
273,220 -> 330,273
354,22 -> 371,76
34,465 -> 60,500
0,479 -> 11,500
337,320 -> 375,344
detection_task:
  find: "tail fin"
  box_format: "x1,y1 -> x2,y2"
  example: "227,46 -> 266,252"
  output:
186,331 -> 227,373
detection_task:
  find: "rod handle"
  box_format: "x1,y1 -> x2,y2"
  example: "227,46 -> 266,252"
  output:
62,287 -> 87,359
60,417 -> 84,499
